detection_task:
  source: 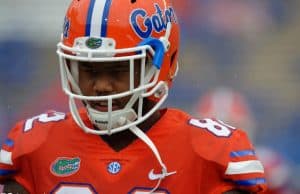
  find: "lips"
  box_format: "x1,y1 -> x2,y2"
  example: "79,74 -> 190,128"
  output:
90,102 -> 120,112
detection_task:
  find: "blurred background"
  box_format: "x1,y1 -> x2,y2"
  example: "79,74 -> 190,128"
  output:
0,0 -> 300,192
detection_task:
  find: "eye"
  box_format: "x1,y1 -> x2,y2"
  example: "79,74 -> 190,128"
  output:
78,63 -> 99,76
79,65 -> 90,71
115,65 -> 130,73
108,61 -> 130,73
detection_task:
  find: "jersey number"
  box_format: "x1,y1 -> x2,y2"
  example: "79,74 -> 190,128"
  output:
52,184 -> 168,194
24,111 -> 66,132
189,118 -> 235,137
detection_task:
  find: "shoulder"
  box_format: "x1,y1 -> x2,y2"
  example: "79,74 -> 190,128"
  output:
0,109 -> 88,183
0,110 -> 73,165
164,108 -> 249,142
160,108 -> 254,156
9,110 -> 70,138
188,117 -> 253,149
23,110 -> 68,129
186,116 -> 256,164
164,109 -> 266,192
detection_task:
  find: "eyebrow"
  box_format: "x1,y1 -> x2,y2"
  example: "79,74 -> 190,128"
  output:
78,61 -> 134,72
78,62 -> 93,67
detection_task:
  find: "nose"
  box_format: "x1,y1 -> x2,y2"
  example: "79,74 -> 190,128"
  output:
92,74 -> 114,96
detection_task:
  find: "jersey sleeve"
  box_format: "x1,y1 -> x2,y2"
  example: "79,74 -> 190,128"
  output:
221,129 -> 267,193
0,122 -> 23,181
0,111 -> 66,192
0,119 -> 45,191
190,118 -> 267,193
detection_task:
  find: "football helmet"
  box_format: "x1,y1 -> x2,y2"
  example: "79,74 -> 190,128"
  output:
57,0 -> 180,135
196,87 -> 256,140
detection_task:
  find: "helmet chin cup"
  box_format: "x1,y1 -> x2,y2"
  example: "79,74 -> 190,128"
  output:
87,106 -> 137,135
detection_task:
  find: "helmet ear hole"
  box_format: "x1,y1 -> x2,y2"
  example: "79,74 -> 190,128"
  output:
131,0 -> 136,3
170,50 -> 177,68
139,37 -> 165,69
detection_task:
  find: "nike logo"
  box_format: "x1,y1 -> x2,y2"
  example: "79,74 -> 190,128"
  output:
148,169 -> 176,180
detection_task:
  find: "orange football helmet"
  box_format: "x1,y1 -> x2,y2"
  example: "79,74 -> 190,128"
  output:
196,87 -> 256,140
57,0 -> 180,135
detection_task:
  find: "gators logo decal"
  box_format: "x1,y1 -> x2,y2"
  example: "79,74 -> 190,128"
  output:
130,3 -> 177,39
50,157 -> 81,177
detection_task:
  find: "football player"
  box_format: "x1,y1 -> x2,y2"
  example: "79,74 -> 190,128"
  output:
0,0 -> 267,193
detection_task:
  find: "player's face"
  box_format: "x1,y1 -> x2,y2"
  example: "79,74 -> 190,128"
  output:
78,60 -> 141,112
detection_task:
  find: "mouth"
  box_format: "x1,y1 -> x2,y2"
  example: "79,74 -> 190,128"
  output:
90,101 -> 120,112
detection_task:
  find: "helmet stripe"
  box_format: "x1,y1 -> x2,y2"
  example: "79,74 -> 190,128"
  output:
85,0 -> 112,37
90,0 -> 106,37
85,0 -> 96,36
101,0 -> 112,37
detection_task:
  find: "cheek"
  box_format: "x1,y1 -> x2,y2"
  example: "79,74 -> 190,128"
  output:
134,72 -> 141,87
78,74 -> 93,94
114,73 -> 131,90
117,79 -> 131,92
118,74 -> 140,92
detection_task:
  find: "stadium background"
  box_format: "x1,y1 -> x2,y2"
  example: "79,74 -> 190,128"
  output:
1,0 -> 300,190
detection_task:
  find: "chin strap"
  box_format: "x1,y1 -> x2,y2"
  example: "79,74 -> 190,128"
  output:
129,125 -> 176,193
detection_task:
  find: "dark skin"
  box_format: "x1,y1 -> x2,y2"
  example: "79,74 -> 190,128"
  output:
2,61 -> 251,194
78,60 -> 161,151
